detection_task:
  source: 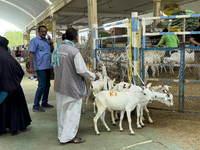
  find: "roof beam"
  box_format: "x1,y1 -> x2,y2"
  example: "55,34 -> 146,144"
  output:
58,11 -> 130,18
24,0 -> 75,33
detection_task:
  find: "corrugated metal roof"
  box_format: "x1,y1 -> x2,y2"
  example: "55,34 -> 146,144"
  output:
0,0 -> 199,31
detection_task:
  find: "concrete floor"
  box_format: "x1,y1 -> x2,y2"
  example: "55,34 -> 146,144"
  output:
0,63 -> 195,150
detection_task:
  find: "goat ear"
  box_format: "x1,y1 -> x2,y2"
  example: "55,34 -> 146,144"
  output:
147,83 -> 152,89
113,78 -> 116,82
168,86 -> 172,89
158,85 -> 162,88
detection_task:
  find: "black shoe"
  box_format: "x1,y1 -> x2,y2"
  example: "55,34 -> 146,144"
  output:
41,103 -> 54,108
33,106 -> 45,112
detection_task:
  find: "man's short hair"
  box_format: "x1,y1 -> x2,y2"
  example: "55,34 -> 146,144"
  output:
62,34 -> 66,41
163,28 -> 168,32
65,28 -> 78,41
38,25 -> 47,32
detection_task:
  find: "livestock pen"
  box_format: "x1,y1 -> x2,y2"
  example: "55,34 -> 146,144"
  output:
140,14 -> 200,114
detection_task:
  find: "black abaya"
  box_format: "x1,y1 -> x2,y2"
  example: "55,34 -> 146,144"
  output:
0,86 -> 31,133
0,36 -> 31,134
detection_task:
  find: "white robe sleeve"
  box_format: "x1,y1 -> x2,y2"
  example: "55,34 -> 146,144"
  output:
74,52 -> 95,81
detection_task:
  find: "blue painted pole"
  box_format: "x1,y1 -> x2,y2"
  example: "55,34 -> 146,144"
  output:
182,48 -> 185,112
93,24 -> 98,71
132,12 -> 138,85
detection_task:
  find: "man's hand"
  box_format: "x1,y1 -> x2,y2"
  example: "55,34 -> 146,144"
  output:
47,34 -> 52,44
94,71 -> 99,81
29,66 -> 35,74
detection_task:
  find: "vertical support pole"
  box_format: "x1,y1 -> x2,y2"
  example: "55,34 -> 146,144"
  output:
142,49 -> 144,85
142,19 -> 146,49
153,0 -> 161,27
36,24 -> 39,36
132,12 -> 138,85
127,19 -> 131,83
88,0 -> 98,71
139,20 -> 142,84
142,18 -> 146,82
93,24 -> 98,71
119,49 -> 121,81
182,47 -> 185,112
26,27 -> 31,50
128,19 -> 132,84
52,13 -> 58,38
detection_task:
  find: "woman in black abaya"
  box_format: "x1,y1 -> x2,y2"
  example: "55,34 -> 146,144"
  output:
0,36 -> 31,135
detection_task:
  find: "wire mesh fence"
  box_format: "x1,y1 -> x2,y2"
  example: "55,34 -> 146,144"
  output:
141,47 -> 200,114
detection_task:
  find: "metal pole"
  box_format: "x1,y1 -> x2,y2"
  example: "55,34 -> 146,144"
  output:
93,24 -> 98,71
182,47 -> 185,112
132,12 -> 138,85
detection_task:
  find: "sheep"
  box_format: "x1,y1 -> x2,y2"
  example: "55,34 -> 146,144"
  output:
93,85 -> 153,135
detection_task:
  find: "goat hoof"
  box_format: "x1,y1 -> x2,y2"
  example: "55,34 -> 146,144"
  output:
115,119 -> 119,121
112,123 -> 116,126
119,129 -> 123,132
96,132 -> 100,135
107,129 -> 111,132
137,126 -> 142,129
130,132 -> 135,135
149,122 -> 154,124
141,124 -> 145,127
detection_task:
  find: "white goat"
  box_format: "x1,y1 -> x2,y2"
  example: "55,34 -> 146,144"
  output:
163,51 -> 195,78
144,53 -> 161,78
93,86 -> 153,135
112,82 -> 173,128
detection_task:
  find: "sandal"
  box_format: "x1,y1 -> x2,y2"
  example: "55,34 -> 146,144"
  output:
68,136 -> 85,144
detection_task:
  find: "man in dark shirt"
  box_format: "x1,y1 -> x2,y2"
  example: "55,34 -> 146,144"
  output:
190,19 -> 200,80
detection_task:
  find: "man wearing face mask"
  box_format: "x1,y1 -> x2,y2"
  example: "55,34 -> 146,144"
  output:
29,25 -> 54,112
52,28 -> 99,144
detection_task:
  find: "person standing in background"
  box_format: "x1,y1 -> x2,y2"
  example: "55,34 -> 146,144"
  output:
15,47 -> 21,63
29,25 -> 54,112
155,28 -> 179,57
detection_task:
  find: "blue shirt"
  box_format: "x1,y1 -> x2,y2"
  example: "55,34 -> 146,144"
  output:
29,35 -> 52,71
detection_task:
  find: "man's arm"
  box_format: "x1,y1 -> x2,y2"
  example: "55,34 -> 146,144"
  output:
190,37 -> 200,46
50,43 -> 54,53
29,39 -> 36,74
47,35 -> 54,52
155,35 -> 165,48
29,52 -> 35,74
74,52 -> 99,81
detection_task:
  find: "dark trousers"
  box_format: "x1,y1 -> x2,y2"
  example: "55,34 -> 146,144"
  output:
33,69 -> 51,107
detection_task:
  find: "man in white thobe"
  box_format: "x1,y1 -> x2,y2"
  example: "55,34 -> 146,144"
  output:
53,28 -> 98,143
